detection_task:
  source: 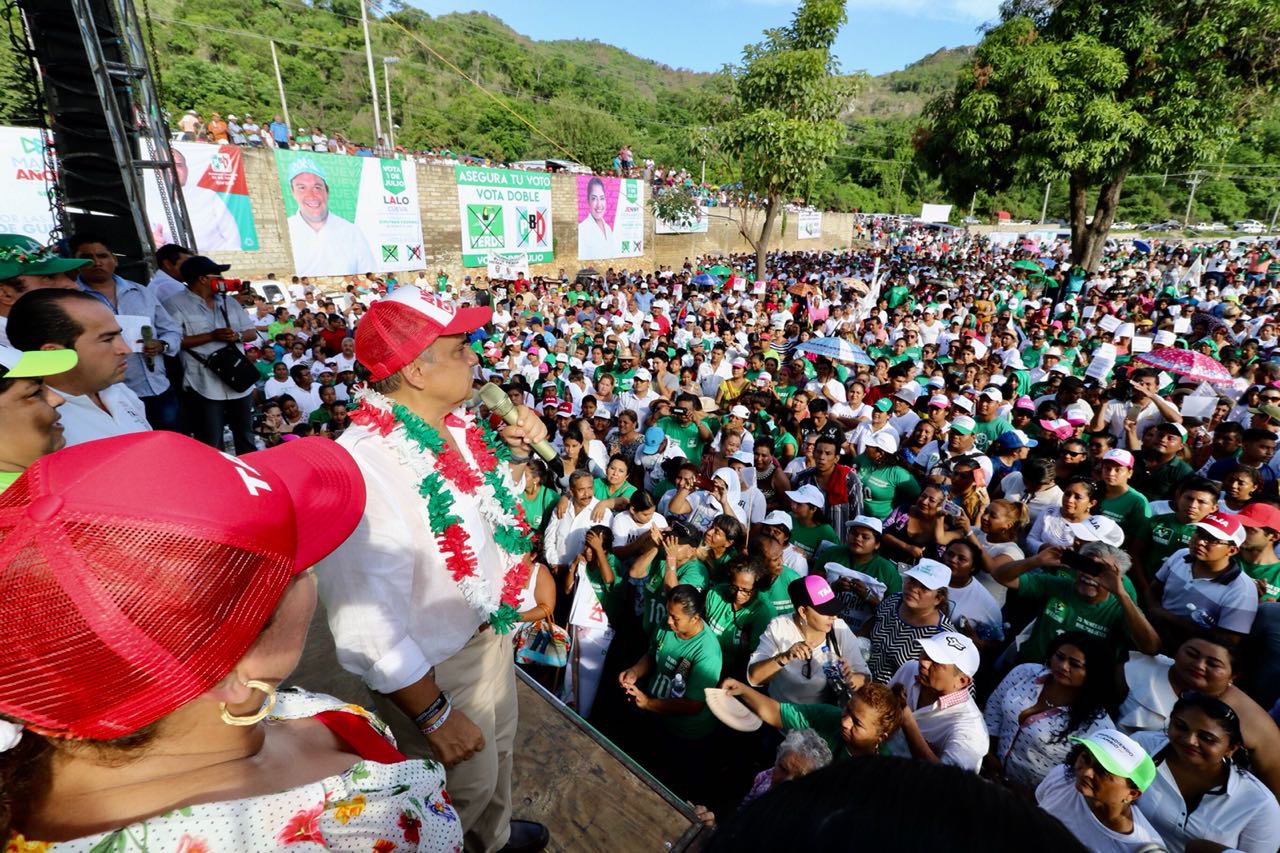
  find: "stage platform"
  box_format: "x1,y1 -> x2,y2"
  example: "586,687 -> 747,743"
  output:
291,605 -> 707,852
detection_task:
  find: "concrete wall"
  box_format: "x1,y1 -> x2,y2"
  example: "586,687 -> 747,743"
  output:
207,149 -> 856,282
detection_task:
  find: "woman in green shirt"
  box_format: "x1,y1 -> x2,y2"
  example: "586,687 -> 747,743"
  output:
592,454 -> 637,521
855,432 -> 922,520
619,585 -> 724,800
785,486 -> 840,560
704,560 -> 777,679
519,459 -> 557,534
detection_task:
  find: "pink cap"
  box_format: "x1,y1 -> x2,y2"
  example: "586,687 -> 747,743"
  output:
1102,449 -> 1134,469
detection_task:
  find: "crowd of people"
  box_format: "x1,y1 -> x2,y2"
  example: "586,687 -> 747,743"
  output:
3,220 -> 1280,850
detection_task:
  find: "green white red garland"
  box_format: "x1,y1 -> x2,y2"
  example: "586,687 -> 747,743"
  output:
350,389 -> 534,633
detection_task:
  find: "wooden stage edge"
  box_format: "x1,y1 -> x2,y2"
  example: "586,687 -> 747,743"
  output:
290,606 -> 707,852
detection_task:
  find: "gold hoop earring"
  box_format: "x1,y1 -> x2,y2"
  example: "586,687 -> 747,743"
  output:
219,680 -> 277,726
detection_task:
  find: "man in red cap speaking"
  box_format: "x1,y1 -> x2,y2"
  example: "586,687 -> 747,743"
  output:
315,286 -> 550,852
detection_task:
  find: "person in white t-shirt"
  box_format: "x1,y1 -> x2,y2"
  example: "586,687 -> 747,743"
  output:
7,290 -> 151,448
1035,729 -> 1163,853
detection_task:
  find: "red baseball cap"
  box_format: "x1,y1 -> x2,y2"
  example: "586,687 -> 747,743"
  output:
1236,502 -> 1280,532
0,432 -> 365,739
355,287 -> 491,381
1195,511 -> 1246,546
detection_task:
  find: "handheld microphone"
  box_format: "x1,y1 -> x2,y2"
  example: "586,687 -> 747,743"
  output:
140,325 -> 155,371
476,382 -> 558,463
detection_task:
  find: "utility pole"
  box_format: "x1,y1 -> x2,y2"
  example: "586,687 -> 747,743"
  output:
359,0 -> 383,146
969,190 -> 976,220
383,57 -> 399,153
1270,199 -> 1280,234
1039,181 -> 1051,224
1184,171 -> 1204,226
270,41 -> 291,135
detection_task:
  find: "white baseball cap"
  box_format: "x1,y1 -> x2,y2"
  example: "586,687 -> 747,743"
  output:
1068,515 -> 1125,547
633,367 -> 652,381
785,484 -> 826,509
902,558 -> 951,590
866,431 -> 899,453
845,515 -> 883,536
894,384 -> 921,404
730,404 -> 751,419
950,396 -> 975,414
729,449 -> 754,465
762,510 -> 793,530
918,632 -> 981,678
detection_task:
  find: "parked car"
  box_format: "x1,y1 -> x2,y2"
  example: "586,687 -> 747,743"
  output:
1235,220 -> 1265,233
1112,221 -> 1136,230
960,215 -> 980,225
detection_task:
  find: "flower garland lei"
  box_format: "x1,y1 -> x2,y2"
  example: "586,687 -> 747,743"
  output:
350,389 -> 534,633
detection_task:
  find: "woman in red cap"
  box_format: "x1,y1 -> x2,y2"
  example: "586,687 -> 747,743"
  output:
0,432 -> 462,851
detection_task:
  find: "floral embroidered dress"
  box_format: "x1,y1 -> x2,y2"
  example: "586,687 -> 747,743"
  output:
6,690 -> 462,853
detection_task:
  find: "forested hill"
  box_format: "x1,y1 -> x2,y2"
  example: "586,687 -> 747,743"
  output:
0,1 -> 1274,224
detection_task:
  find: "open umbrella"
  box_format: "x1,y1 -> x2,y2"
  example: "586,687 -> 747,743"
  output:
1135,347 -> 1234,386
1039,257 -> 1057,270
795,337 -> 875,366
1133,240 -> 1152,254
709,264 -> 732,279
1011,259 -> 1043,272
690,272 -> 719,287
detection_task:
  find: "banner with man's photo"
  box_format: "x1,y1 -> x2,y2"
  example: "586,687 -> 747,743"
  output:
797,209 -> 822,239
0,126 -> 58,241
455,165 -> 554,268
275,149 -> 424,276
144,141 -> 259,254
576,174 -> 644,260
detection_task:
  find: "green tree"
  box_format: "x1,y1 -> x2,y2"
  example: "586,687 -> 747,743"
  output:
714,0 -> 859,273
919,0 -> 1280,270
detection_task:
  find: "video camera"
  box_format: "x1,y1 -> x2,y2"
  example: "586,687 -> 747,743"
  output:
210,278 -> 248,294
1061,549 -> 1107,576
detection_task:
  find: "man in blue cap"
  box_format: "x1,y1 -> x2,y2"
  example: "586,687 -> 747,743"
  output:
284,156 -> 376,277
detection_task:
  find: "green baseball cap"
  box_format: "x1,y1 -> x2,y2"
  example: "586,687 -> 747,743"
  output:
0,345 -> 77,378
0,235 -> 90,282
286,156 -> 327,185
1070,730 -> 1157,792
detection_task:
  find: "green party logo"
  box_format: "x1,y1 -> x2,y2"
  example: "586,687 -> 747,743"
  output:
380,160 -> 406,195
624,180 -> 638,204
467,205 -> 504,249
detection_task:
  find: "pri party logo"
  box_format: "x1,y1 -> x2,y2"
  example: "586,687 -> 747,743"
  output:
467,204 -> 505,249
516,207 -> 549,249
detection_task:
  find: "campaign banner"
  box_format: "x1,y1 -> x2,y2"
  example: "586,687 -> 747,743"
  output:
576,175 -> 644,260
487,252 -> 529,281
455,166 -> 553,268
919,203 -> 953,223
145,141 -> 259,253
655,204 -> 708,234
796,209 -> 822,239
0,127 -> 57,242
276,149 -> 424,276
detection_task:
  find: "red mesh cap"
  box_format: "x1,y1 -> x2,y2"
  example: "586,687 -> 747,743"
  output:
356,287 -> 492,381
0,432 -> 365,740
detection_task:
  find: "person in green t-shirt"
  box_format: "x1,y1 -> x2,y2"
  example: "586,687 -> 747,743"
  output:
756,530 -> 802,616
620,584 -> 723,740
970,390 -> 1012,454
639,529 -> 711,639
819,516 -> 903,630
855,436 -> 921,520
1096,450 -> 1150,542
1141,478 -> 1219,584
1237,504 -> 1280,603
717,678 -> 906,760
786,485 -> 839,560
704,560 -> 777,679
657,396 -> 714,466
991,543 -> 1160,663
593,455 -> 637,515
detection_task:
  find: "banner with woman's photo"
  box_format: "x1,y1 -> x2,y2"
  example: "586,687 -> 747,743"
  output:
576,175 -> 645,260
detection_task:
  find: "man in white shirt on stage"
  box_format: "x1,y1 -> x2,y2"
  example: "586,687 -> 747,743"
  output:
315,287 -> 550,853
285,156 -> 377,277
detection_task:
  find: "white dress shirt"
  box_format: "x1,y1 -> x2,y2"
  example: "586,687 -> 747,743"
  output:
1132,731 -> 1280,853
885,660 -> 989,771
55,382 -> 152,447
314,413 -> 525,694
544,498 -> 611,568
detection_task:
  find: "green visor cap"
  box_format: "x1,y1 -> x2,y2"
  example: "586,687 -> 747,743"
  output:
0,345 -> 78,378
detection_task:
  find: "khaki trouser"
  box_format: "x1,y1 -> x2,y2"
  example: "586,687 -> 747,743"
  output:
373,628 -> 517,853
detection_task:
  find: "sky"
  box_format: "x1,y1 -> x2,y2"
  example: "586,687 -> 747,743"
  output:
409,0 -> 1002,76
